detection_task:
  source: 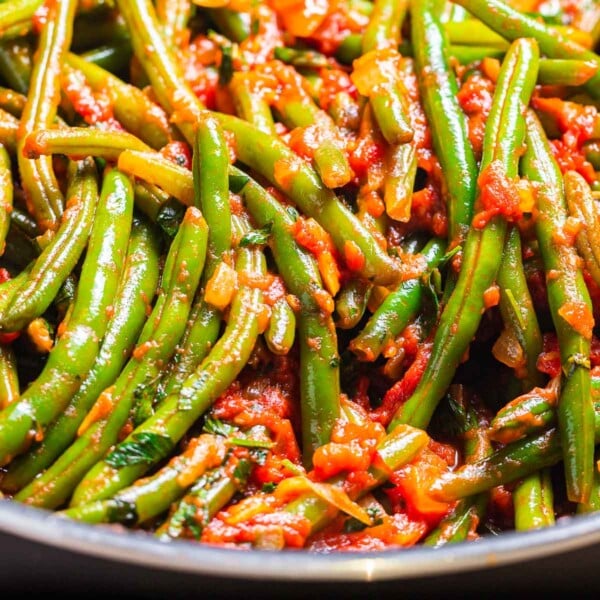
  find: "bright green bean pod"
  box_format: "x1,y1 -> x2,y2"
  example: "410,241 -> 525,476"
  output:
11,218 -> 162,506
0,163 -> 136,466
453,0 -> 600,99
0,0 -> 42,35
17,0 -> 77,231
383,141 -> 417,223
496,226 -> 545,392
155,115 -> 234,398
0,87 -> 26,118
65,53 -> 174,150
24,127 -> 152,163
389,38 -> 539,432
411,0 -> 478,244
239,172 -> 340,465
513,469 -> 555,531
0,144 -> 12,255
114,0 -> 206,144
207,9 -> 251,43
194,115 -> 231,271
69,245 -> 264,506
362,0 -> 407,53
215,113 -> 403,286
350,237 -> 446,361
522,110 -> 595,504
156,0 -> 192,47
0,266 -> 33,317
0,159 -> 97,334
265,298 -> 296,356
537,59 -> 598,87
334,278 -> 372,330
0,344 -> 18,410
229,72 -> 277,136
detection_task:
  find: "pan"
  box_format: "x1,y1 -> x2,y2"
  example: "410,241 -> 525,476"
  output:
2,498 -> 600,598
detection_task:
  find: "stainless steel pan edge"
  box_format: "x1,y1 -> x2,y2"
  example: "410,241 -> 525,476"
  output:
2,499 -> 600,582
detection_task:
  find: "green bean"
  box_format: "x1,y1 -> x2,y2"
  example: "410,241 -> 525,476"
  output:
207,8 -> 251,43
65,53 -> 174,150
215,113 -> 403,286
496,226 -> 544,392
229,72 -> 277,135
513,469 -> 555,531
155,115 -> 234,399
577,448 -> 600,515
383,141 -> 418,223
537,59 -> 599,87
0,266 -> 33,317
0,343 -> 18,410
0,0 -> 42,35
239,172 -> 340,465
0,164 -> 137,467
156,0 -> 192,47
17,0 -> 77,231
24,127 -> 152,163
272,68 -> 352,190
0,108 -> 17,155
0,87 -> 26,118
0,144 -> 12,255
265,298 -> 296,356
411,0 -> 478,244
362,0 -> 408,53
565,169 -> 600,288
389,38 -> 539,432
453,0 -> 600,99
0,159 -> 97,334
350,237 -> 446,361
11,218 -> 162,506
334,278 -> 372,330
114,0 -> 206,145
522,110 -> 595,503
10,205 -> 39,239
488,379 -> 561,444
69,244 -> 264,506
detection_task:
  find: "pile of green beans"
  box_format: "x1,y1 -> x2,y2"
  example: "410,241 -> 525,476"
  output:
0,0 -> 600,553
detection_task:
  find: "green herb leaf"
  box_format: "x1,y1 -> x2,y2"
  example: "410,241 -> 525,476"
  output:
240,223 -> 272,247
105,432 -> 173,468
229,173 -> 250,193
203,417 -> 236,437
157,198 -> 186,238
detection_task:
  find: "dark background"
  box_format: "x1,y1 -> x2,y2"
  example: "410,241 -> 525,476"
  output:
2,529 -> 600,599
